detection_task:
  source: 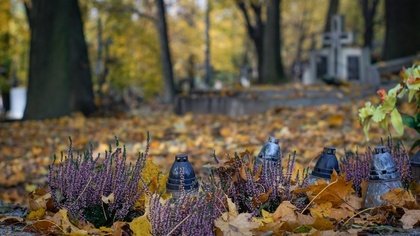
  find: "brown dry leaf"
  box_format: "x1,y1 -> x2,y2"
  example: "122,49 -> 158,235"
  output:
239,166 -> 247,181
253,221 -> 285,236
215,213 -> 259,236
400,209 -> 420,229
380,188 -> 418,208
28,188 -> 52,212
273,201 -> 296,221
49,209 -> 88,235
296,212 -> 315,225
24,220 -> 60,234
340,193 -> 363,212
253,188 -> 273,208
328,208 -> 352,221
310,217 -> 335,231
253,165 -> 262,181
294,172 -> 354,207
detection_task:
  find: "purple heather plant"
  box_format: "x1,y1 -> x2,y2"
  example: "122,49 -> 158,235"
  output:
386,138 -> 413,188
149,179 -> 225,236
341,138 -> 413,195
211,150 -> 302,215
48,135 -> 149,227
341,149 -> 371,196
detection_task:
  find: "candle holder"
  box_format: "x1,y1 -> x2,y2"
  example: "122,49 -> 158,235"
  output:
306,147 -> 340,184
254,136 -> 281,170
166,154 -> 199,199
364,146 -> 403,208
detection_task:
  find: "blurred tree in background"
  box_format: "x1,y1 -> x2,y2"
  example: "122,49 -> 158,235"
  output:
23,0 -> 96,120
2,0 -> 420,119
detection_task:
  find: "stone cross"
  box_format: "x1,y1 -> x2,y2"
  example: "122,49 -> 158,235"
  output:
322,15 -> 353,78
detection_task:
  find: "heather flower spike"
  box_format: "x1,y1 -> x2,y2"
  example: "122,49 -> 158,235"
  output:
48,132 -> 150,227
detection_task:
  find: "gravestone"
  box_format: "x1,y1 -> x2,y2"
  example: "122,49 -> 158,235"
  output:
304,15 -> 375,86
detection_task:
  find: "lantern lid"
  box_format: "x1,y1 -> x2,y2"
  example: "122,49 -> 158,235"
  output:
369,146 -> 400,180
257,137 -> 281,162
268,136 -> 279,144
166,154 -> 199,192
311,147 -> 340,179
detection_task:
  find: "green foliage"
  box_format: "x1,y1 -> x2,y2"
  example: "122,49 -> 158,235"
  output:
359,64 -> 420,147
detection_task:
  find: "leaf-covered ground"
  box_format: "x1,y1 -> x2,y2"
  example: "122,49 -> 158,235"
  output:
1,91 -> 416,205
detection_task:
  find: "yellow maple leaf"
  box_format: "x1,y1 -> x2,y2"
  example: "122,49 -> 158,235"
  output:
129,214 -> 152,236
253,210 -> 274,225
310,202 -> 332,218
26,208 -> 46,220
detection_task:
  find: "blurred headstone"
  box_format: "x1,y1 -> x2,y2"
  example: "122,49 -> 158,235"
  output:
306,15 -> 374,85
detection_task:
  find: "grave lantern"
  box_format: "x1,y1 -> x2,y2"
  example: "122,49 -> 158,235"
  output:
410,150 -> 420,184
306,147 -> 340,184
254,136 -> 281,170
364,146 -> 403,208
166,154 -> 199,199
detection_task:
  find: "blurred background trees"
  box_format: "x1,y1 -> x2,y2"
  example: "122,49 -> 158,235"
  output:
1,0 -> 420,119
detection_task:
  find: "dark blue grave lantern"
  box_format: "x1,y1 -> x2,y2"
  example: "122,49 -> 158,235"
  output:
255,136 -> 281,169
166,154 -> 199,199
364,146 -> 403,208
307,147 -> 340,184
411,150 -> 420,184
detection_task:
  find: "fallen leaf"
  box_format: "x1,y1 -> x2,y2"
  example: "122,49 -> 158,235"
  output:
310,217 -> 335,231
102,193 -> 115,204
215,213 -> 259,236
253,209 -> 274,225
26,208 -> 46,220
400,209 -> 420,229
310,202 -> 332,218
129,214 -> 152,236
296,212 -> 315,225
273,201 -> 296,221
380,188 -> 419,208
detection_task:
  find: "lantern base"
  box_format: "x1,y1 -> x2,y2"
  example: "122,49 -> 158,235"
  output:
363,179 -> 403,208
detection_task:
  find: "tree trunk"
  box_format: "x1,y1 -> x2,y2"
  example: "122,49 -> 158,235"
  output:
237,1 -> 264,83
360,0 -> 379,49
324,0 -> 339,33
69,0 -> 96,116
261,0 -> 285,84
383,0 -> 420,60
24,0 -> 95,120
156,0 -> 175,103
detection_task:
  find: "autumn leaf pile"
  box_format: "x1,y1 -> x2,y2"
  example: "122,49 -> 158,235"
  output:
1,92 -> 420,235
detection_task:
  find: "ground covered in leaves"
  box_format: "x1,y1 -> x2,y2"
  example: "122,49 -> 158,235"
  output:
1,96 -> 402,204
1,87 -> 420,235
